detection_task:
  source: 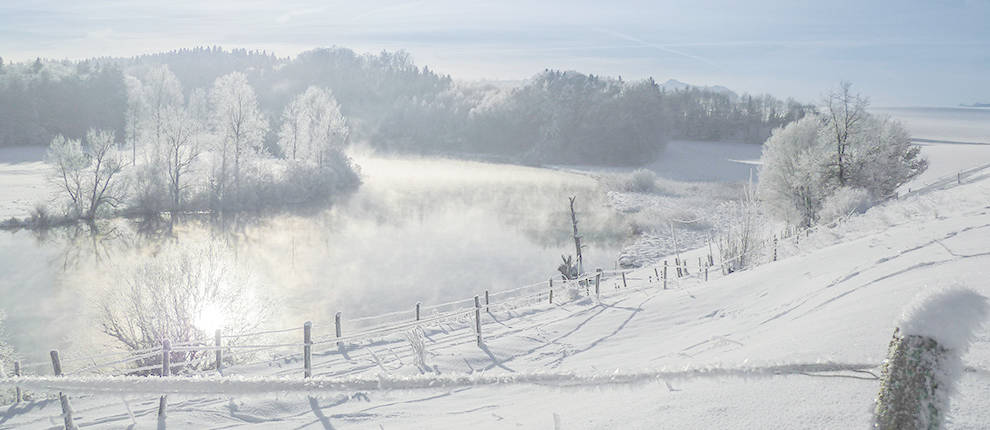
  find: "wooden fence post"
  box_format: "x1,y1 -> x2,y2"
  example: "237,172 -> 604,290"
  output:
214,329 -> 223,375
594,272 -> 601,298
161,339 -> 171,377
415,302 -> 421,321
549,278 -> 553,288
474,296 -> 482,346
773,236 -> 778,262
663,264 -> 668,290
485,290 -> 490,312
705,264 -> 709,282
654,267 -> 660,283
159,339 -> 170,430
303,321 -> 312,378
621,272 -> 627,288
50,350 -> 76,430
549,288 -> 554,304
13,360 -> 21,403
335,312 -> 342,349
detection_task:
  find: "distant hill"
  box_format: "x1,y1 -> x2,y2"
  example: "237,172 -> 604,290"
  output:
960,102 -> 990,108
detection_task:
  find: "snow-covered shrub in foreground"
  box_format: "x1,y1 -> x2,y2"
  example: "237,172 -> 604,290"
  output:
818,187 -> 873,225
715,180 -> 766,273
99,242 -> 274,374
874,287 -> 988,430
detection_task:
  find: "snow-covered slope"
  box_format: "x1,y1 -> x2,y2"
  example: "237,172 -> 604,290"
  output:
4,160 -> 990,428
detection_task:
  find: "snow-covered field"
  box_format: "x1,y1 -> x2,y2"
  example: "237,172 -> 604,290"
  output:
0,146 -> 53,221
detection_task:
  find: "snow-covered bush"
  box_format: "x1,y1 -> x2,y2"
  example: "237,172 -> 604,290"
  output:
714,179 -> 766,273
818,187 -> 873,225
99,243 -> 273,374
874,287 -> 988,429
622,169 -> 658,193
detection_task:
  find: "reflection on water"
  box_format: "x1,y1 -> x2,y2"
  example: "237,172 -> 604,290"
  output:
0,155 -> 636,363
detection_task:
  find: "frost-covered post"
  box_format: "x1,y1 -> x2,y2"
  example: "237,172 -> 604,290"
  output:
214,329 -> 223,374
474,295 -> 482,346
161,339 -> 171,376
549,288 -> 554,304
662,263 -> 668,290
654,267 -> 660,284
874,288 -> 988,429
621,272 -> 627,288
13,360 -> 21,403
594,270 -> 601,298
485,290 -> 490,312
158,339 -> 170,429
50,350 -> 76,430
303,321 -> 312,378
415,302 -> 421,321
334,312 -> 342,349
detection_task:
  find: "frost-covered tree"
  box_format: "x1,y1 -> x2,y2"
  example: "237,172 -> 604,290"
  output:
159,106 -> 202,212
123,75 -> 144,165
47,129 -> 127,221
209,72 -> 268,202
758,84 -> 926,227
844,115 -> 927,198
756,116 -> 830,226
278,86 -> 349,166
140,65 -> 184,150
823,81 -> 869,186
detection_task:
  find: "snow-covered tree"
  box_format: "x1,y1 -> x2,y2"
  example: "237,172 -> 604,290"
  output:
123,75 -> 144,165
209,72 -> 268,202
823,81 -> 869,186
140,65 -> 183,150
278,86 -> 349,166
47,129 -> 127,221
844,115 -> 927,199
758,84 -> 926,227
159,106 -> 202,212
756,116 -> 830,226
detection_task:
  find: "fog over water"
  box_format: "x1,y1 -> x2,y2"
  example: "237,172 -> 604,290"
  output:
0,154 -> 635,363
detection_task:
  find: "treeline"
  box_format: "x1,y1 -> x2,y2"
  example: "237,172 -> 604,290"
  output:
0,47 -> 813,166
0,58 -> 126,148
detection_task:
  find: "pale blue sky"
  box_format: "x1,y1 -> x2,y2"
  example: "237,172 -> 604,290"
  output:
1,0 -> 988,105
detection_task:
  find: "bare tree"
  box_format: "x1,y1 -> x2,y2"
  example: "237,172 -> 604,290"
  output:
47,129 -> 127,221
278,86 -> 348,166
824,81 -> 869,186
209,72 -> 268,203
159,106 -> 202,212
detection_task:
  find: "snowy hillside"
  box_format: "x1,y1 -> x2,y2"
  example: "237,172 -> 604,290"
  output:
3,149 -> 990,428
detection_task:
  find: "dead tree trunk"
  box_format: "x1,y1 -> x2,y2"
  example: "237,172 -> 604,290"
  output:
569,196 -> 584,275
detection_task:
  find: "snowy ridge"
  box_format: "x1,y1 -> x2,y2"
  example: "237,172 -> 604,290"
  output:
1,362 -> 878,395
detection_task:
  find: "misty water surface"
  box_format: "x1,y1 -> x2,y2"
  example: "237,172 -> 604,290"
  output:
0,155 -> 635,364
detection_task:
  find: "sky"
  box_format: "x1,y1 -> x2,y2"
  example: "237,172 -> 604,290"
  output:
1,0 -> 988,106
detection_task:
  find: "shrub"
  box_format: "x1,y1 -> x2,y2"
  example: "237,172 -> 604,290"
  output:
818,187 -> 873,225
